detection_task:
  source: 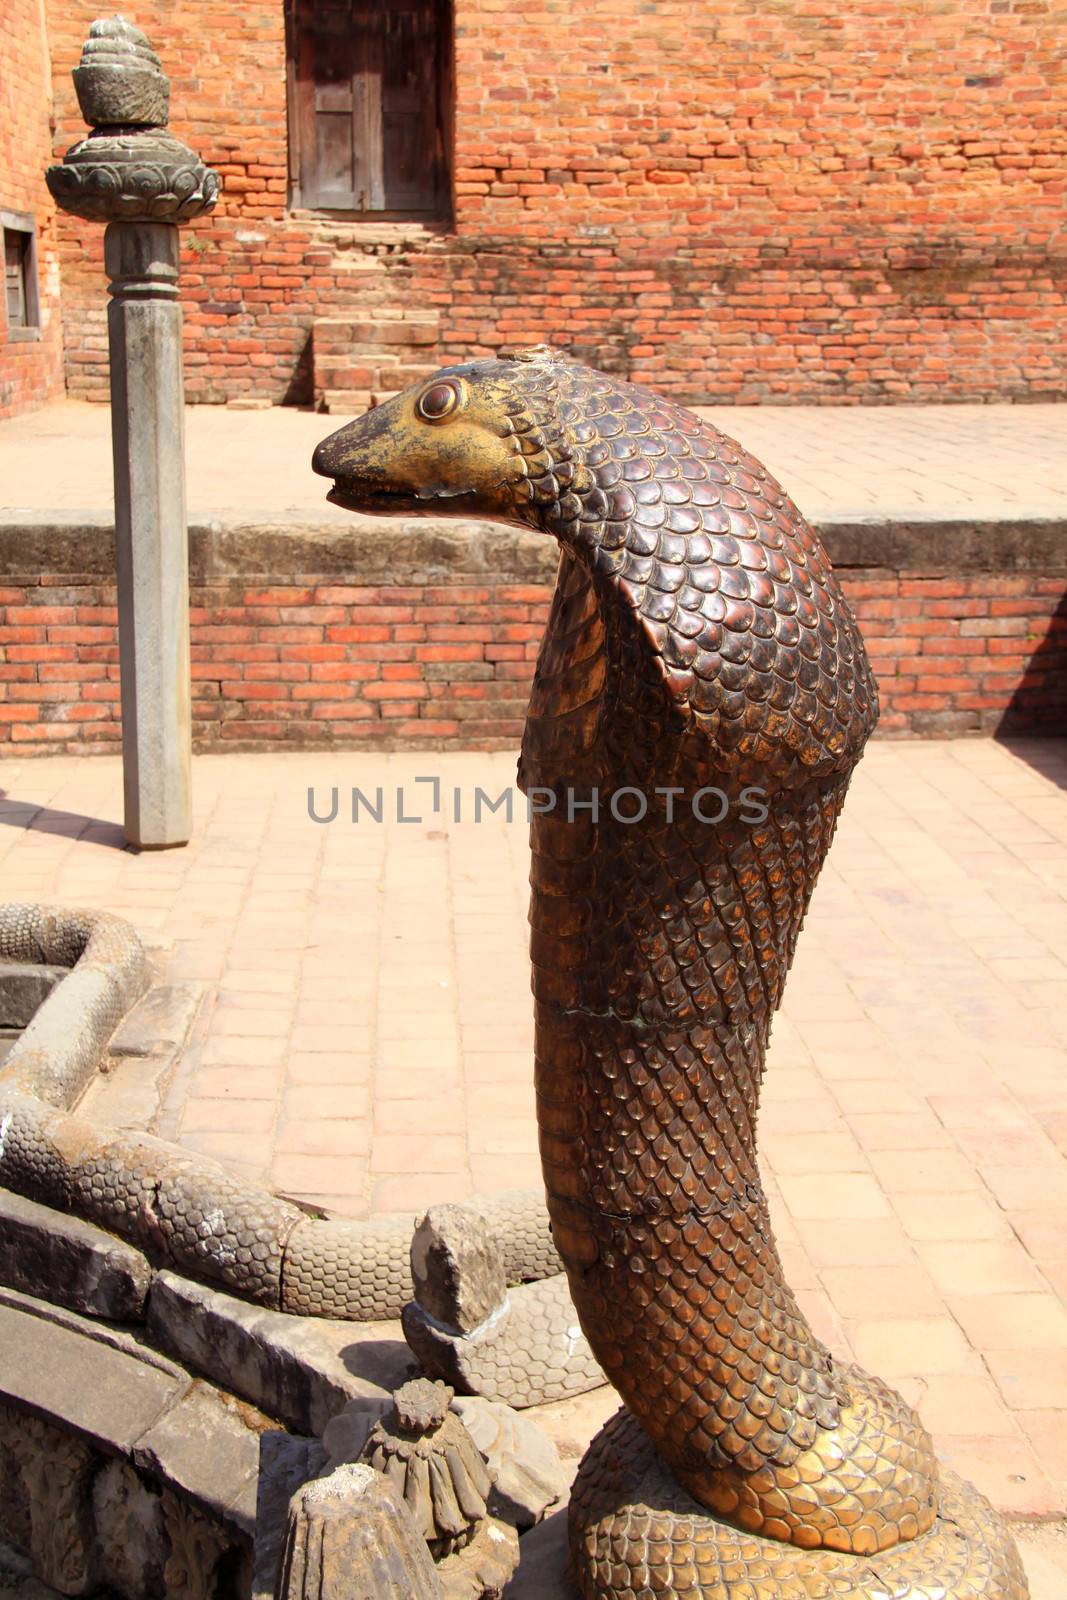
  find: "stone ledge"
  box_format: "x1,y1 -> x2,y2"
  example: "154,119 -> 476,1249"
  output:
147,1271 -> 416,1437
0,1187 -> 152,1321
81,979 -> 208,1134
0,1285 -> 267,1537
108,982 -> 204,1062
0,965 -> 66,1030
0,511 -> 1064,581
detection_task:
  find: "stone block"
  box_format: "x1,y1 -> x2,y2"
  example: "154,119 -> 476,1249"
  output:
147,1271 -> 416,1436
500,1504 -> 569,1598
410,1204 -> 506,1333
251,1433 -> 327,1600
450,1398 -> 565,1531
0,1286 -> 268,1543
0,1187 -> 152,1322
108,983 -> 203,1059
0,1290 -> 185,1457
322,391 -> 371,415
131,1381 -> 262,1533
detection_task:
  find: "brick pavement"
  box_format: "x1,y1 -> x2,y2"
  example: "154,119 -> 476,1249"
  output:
1,737 -> 1067,1520
2,398 -> 1066,523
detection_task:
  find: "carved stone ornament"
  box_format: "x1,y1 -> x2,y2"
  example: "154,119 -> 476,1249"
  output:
361,1379 -> 519,1598
73,13 -> 169,125
4,1405 -> 100,1594
46,16 -> 220,225
275,1463 -> 443,1600
159,1489 -> 230,1598
362,1379 -> 490,1560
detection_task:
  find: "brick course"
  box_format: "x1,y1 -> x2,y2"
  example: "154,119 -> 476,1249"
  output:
0,0 -> 65,417
37,0 -> 1067,409
1,562 -> 1063,753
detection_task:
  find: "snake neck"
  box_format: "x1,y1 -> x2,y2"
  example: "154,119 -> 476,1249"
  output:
524,555 -> 939,1555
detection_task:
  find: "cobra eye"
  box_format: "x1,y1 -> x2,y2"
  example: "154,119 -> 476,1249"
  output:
416,381 -> 461,422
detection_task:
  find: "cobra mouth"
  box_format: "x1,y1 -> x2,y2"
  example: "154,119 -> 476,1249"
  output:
326,483 -> 418,514
325,481 -> 479,517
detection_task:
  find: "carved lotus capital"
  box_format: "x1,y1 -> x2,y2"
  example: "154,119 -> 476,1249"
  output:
47,128 -> 219,224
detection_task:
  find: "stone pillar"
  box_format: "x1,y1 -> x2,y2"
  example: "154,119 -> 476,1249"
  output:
105,224 -> 191,846
47,16 -> 219,849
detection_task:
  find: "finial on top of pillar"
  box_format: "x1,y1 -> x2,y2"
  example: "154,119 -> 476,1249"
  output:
72,15 -> 170,127
46,14 -> 219,225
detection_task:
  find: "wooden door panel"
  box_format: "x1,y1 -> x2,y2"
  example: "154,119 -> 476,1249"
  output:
381,3 -> 442,211
288,0 -> 448,214
311,0 -> 355,205
312,114 -> 355,204
350,0 -> 385,212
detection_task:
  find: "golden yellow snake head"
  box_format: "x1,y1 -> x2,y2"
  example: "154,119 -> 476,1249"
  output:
311,349 -> 569,528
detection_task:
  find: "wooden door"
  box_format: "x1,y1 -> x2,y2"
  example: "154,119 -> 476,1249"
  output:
287,0 -> 449,215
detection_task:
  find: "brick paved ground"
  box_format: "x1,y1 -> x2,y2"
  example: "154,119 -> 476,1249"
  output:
1,737 -> 1066,1522
2,398 -> 1066,523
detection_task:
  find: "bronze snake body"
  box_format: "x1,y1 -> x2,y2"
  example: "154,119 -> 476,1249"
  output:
313,350 -> 1027,1599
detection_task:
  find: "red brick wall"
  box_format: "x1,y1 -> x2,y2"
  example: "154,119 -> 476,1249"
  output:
0,0 -> 65,417
1,571 -> 1063,752
44,0 -> 1066,408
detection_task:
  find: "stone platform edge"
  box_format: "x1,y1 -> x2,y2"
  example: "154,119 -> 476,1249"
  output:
2,509 -> 1067,580
0,513 -> 1064,749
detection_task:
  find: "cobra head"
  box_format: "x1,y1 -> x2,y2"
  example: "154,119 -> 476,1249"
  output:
311,356 -> 558,527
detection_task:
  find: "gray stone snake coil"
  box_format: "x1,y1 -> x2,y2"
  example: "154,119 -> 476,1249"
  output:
0,903 -> 569,1328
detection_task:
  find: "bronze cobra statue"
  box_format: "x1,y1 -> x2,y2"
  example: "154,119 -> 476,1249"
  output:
313,349 -> 1027,1599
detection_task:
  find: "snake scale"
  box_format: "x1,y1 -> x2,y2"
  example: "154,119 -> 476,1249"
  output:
313,349 -> 1027,1600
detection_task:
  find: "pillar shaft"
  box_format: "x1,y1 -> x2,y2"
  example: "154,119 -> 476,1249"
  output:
46,16 -> 219,851
105,222 -> 191,849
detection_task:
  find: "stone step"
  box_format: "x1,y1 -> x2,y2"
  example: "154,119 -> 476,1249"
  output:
315,366 -> 441,406
0,1284 -> 267,1586
321,390 -> 371,415
314,317 -> 438,348
361,306 -> 441,322
387,362 -> 441,386
315,363 -> 380,393
312,312 -> 442,408
321,352 -> 440,374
